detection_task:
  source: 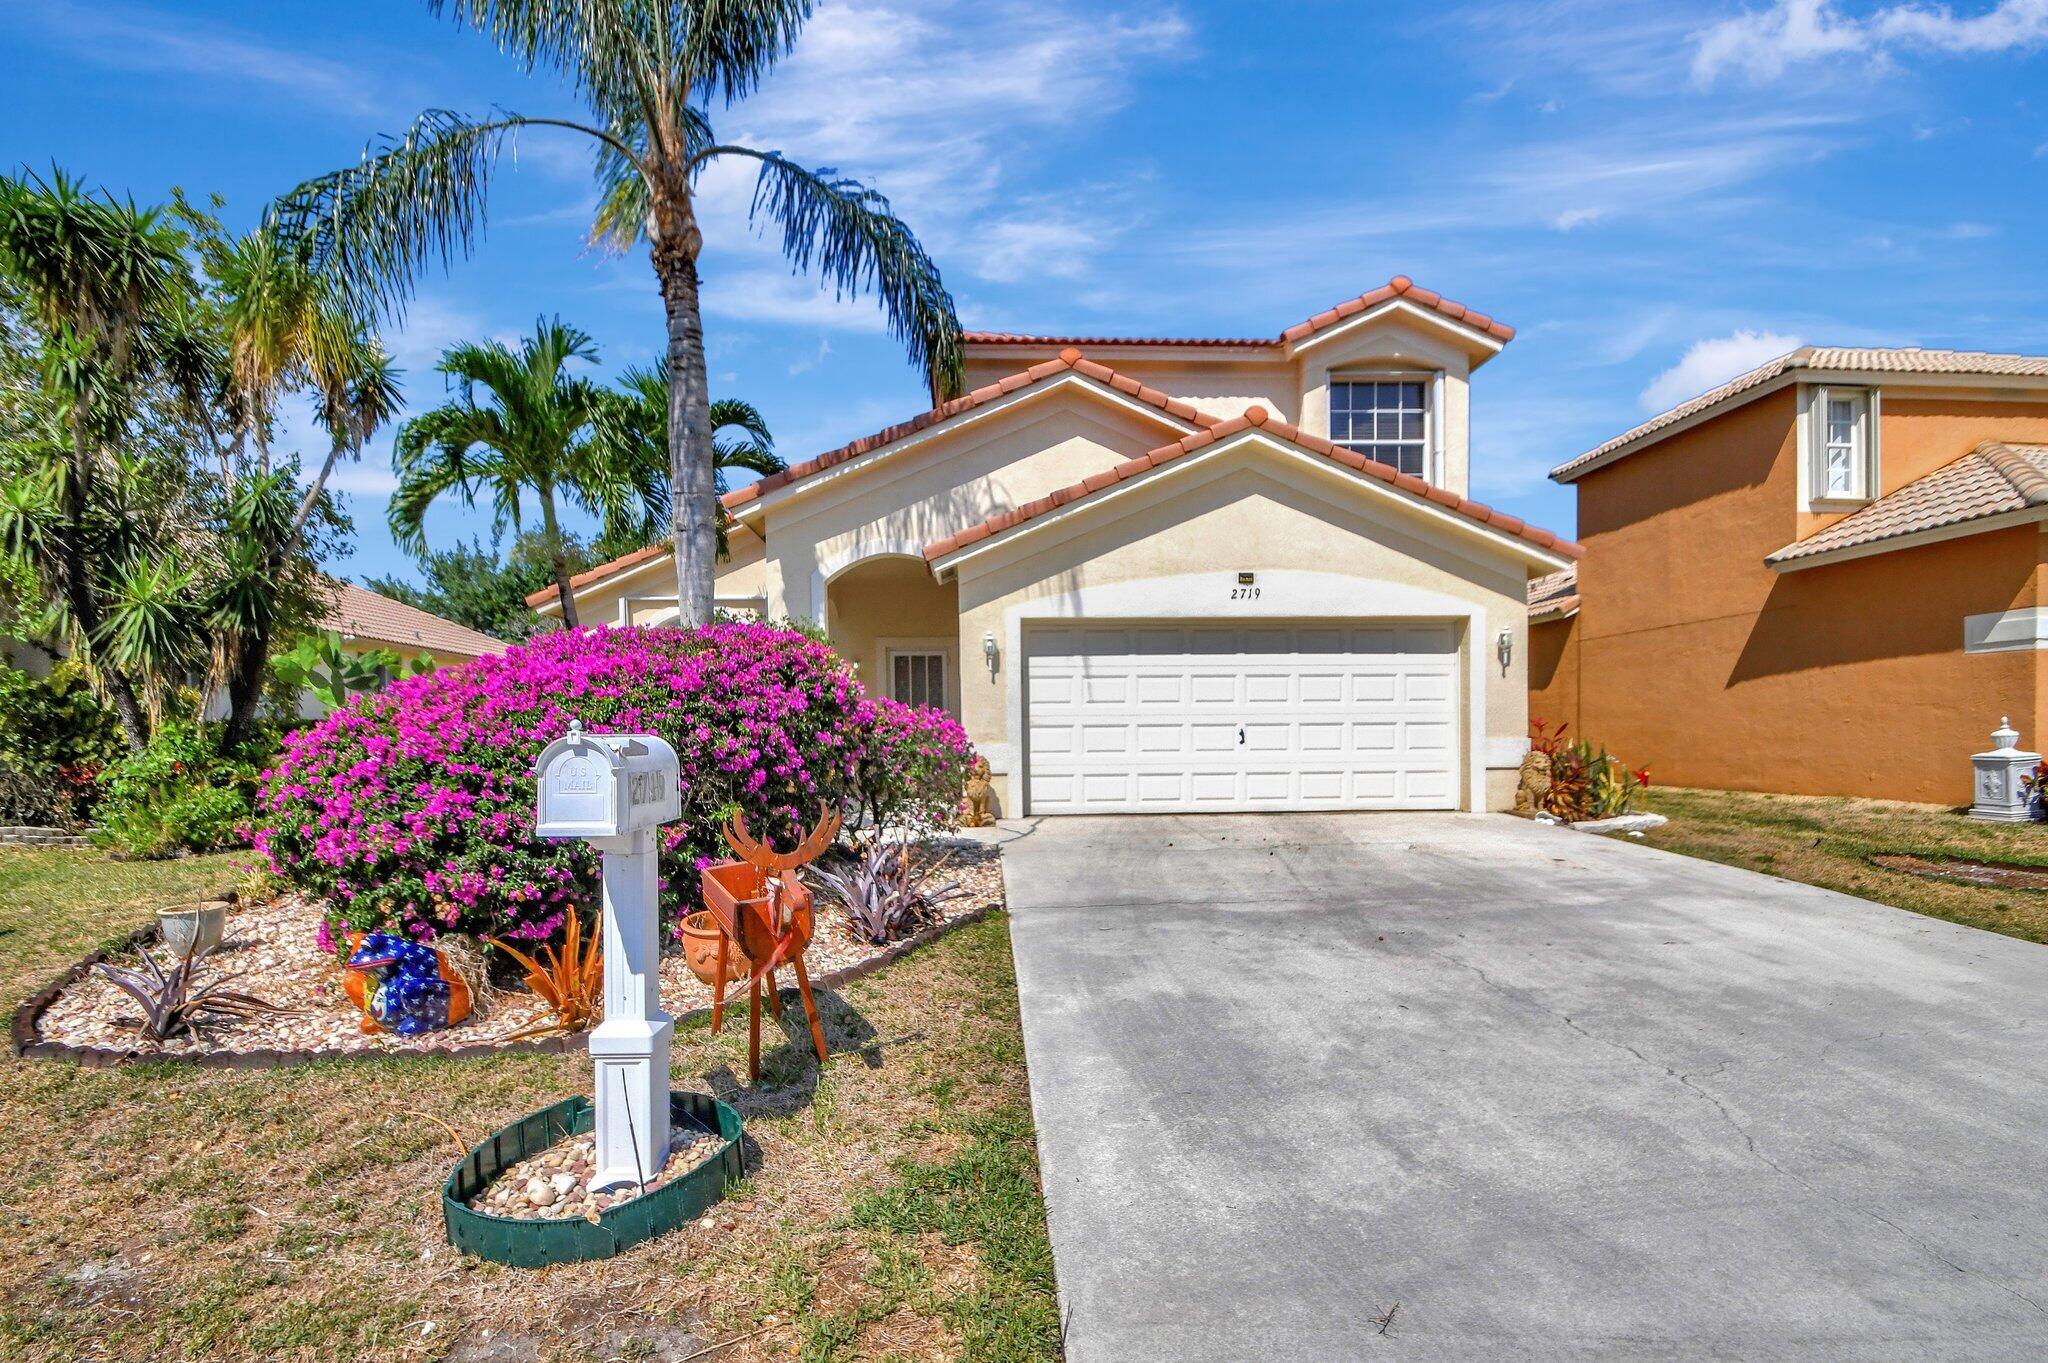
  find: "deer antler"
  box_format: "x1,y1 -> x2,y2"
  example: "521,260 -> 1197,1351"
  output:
724,809 -> 841,874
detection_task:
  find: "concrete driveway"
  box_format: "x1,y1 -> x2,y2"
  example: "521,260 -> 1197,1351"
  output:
998,813 -> 2048,1361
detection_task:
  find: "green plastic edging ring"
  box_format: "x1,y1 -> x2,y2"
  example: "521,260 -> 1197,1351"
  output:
441,1091 -> 744,1267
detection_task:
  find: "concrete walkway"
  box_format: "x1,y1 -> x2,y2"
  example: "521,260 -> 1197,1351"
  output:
997,813 -> 2048,1361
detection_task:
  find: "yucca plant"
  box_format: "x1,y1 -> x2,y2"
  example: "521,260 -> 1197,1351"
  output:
811,840 -> 964,946
489,907 -> 602,1038
95,942 -> 285,1043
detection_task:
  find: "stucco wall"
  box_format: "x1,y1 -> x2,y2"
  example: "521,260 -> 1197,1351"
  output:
1563,386 -> 2046,804
963,355 -> 1298,426
961,314 -> 1481,496
826,556 -> 960,713
564,532 -> 767,626
757,388 -> 1182,619
1527,615 -> 1580,734
944,446 -> 1533,815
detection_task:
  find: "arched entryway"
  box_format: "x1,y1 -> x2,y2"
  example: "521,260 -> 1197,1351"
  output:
824,556 -> 961,715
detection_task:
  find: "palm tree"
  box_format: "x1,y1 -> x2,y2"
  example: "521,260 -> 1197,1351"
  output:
0,166 -> 188,749
167,196 -> 405,750
272,2 -> 960,630
390,316 -> 662,626
604,362 -> 782,558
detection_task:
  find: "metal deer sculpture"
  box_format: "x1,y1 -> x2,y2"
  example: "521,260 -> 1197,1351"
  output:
700,808 -> 841,1080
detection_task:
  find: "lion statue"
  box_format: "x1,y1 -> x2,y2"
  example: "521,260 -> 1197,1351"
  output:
961,755 -> 996,827
1514,750 -> 1553,816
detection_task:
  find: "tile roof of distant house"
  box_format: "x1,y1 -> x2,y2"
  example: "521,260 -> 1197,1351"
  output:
319,580 -> 507,659
1527,566 -> 1580,620
1767,441 -> 2048,569
924,405 -> 1579,566
962,276 -> 1515,351
1554,347 -> 2048,482
720,349 -> 1217,514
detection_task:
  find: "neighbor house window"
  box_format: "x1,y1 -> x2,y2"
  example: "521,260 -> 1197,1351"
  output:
1330,379 -> 1429,478
890,651 -> 947,710
1812,386 -> 1875,501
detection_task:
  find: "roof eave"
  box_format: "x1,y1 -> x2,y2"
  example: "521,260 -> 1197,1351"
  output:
1766,503 -> 2048,573
928,427 -> 1578,579
728,370 -> 1209,521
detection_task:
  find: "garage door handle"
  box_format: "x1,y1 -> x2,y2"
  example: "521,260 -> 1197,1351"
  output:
1237,725 -> 1245,746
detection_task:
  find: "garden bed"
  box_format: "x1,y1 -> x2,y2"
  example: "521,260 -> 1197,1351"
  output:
1868,852 -> 2048,892
17,837 -> 1002,1064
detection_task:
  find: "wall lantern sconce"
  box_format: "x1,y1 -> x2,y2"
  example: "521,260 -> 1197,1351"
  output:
983,632 -> 1000,678
1496,628 -> 1514,676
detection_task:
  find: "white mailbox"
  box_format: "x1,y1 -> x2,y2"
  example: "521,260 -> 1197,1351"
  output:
535,720 -> 680,842
532,719 -> 683,1192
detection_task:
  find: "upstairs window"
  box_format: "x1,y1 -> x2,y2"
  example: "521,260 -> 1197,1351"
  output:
1811,386 -> 1875,502
1331,379 -> 1429,479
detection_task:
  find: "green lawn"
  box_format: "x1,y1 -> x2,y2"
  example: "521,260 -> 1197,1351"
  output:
0,847 -> 1059,1363
1639,786 -> 2048,944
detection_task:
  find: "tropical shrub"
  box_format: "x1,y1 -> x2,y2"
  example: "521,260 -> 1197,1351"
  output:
851,695 -> 976,836
812,839 -> 965,946
1529,720 -> 1648,822
0,663 -> 123,827
91,721 -> 266,857
255,623 -> 951,944
270,629 -> 436,714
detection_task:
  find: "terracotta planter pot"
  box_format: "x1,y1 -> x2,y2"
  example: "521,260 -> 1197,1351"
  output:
680,911 -> 750,986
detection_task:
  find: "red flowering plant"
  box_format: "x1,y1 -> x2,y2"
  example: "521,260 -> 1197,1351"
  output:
256,623 -> 973,945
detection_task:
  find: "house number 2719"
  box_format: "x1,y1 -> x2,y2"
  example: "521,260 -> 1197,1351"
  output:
1231,585 -> 1261,600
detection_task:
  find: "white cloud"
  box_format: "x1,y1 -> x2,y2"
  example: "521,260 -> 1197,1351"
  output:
14,0 -> 399,117
1640,329 -> 1805,411
787,337 -> 833,376
686,0 -> 1189,329
1693,0 -> 2048,84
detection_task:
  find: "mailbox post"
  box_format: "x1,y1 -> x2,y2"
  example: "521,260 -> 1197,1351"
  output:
534,720 -> 683,1193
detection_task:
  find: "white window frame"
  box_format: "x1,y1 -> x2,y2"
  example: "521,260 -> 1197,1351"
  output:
881,642 -> 953,713
1328,372 -> 1436,482
1801,384 -> 1879,509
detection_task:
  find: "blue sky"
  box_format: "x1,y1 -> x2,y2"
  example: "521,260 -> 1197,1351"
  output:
4,0 -> 2046,587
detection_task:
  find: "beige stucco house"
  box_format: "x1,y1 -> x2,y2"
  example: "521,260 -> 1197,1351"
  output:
535,277 -> 1581,816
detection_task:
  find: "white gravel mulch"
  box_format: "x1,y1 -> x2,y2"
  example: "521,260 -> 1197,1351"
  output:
465,1119 -> 727,1222
33,838 -> 1003,1058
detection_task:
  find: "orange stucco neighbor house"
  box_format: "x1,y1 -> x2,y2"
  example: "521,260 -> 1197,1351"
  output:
536,278 -> 1581,817
1533,347 -> 2048,806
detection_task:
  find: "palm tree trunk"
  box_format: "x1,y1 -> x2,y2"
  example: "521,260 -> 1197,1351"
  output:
218,638 -> 267,754
539,492 -> 580,628
62,402 -> 149,752
651,222 -> 717,629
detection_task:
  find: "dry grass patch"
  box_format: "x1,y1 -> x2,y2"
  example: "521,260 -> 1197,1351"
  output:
1640,786 -> 2048,943
0,848 -> 1059,1362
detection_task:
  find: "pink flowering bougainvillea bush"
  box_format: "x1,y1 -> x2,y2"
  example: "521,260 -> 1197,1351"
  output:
255,623 -> 973,944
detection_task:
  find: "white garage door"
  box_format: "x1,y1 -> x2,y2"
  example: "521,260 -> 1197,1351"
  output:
1024,622 -> 1461,814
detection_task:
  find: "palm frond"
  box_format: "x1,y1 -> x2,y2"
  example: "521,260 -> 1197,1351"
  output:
269,110 -> 525,322
716,148 -> 961,399
681,0 -> 813,106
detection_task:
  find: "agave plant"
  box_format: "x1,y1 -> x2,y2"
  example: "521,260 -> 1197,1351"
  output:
811,840 -> 965,947
489,907 -> 602,1039
95,943 -> 285,1043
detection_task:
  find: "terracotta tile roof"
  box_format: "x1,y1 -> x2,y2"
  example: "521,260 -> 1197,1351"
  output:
721,350 -> 1216,513
1554,347 -> 2048,481
1767,441 -> 2048,568
1527,566 -> 1580,620
924,405 -> 1580,565
961,276 -> 1514,352
318,580 -> 507,659
525,543 -> 670,608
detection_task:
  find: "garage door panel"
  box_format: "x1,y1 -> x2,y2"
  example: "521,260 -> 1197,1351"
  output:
1025,620 -> 1462,814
